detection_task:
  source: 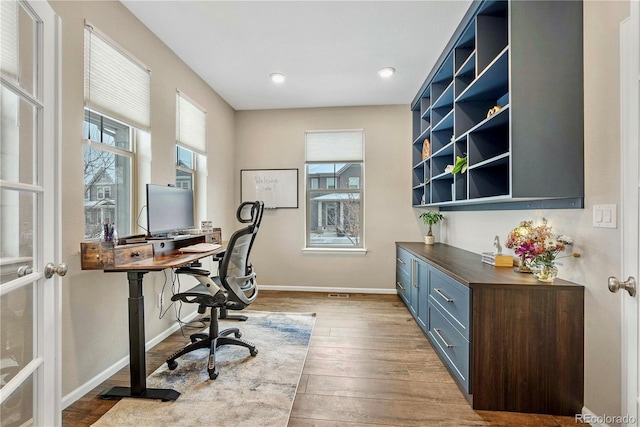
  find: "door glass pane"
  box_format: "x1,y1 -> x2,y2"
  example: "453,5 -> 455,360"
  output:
84,146 -> 131,238
0,283 -> 35,387
0,370 -> 35,426
1,86 -> 38,185
0,1 -> 38,96
0,189 -> 35,284
16,2 -> 37,96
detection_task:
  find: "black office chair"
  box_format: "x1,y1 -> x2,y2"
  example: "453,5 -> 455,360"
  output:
167,201 -> 264,379
217,201 -> 264,321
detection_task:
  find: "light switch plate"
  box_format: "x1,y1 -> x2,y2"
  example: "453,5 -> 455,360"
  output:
593,204 -> 617,228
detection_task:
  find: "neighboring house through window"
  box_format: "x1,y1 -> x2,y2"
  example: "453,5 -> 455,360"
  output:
305,130 -> 364,249
83,24 -> 150,239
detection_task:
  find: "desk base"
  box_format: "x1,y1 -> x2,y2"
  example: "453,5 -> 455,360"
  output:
99,386 -> 180,401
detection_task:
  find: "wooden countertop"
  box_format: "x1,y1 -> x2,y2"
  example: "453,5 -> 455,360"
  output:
396,242 -> 583,290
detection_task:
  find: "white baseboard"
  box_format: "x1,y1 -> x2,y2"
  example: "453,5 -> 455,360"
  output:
579,406 -> 611,427
259,284 -> 397,294
61,310 -> 199,410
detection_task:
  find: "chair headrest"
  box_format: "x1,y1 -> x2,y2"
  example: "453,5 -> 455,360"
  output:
237,201 -> 264,227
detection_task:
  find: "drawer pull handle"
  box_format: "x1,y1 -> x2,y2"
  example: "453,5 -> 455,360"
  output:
131,251 -> 140,257
396,281 -> 405,290
397,257 -> 406,265
433,328 -> 453,348
434,288 -> 453,303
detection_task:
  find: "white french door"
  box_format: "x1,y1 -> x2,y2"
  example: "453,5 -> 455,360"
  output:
0,0 -> 61,426
621,2 -> 639,426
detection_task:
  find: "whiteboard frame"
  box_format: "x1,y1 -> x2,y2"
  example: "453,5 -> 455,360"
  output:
240,168 -> 299,209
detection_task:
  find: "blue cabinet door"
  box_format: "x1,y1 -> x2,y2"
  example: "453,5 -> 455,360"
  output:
396,247 -> 412,305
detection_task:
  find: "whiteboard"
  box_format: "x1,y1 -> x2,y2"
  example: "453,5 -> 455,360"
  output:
241,169 -> 298,209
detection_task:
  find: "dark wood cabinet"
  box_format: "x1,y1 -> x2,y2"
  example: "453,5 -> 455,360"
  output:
396,242 -> 584,415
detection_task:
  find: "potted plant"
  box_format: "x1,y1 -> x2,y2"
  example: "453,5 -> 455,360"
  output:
419,210 -> 444,245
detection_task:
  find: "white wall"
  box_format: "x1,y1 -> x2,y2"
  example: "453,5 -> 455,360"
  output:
51,1 -> 237,397
235,105 -> 422,291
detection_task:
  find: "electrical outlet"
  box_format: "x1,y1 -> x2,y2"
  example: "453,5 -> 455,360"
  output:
157,292 -> 163,308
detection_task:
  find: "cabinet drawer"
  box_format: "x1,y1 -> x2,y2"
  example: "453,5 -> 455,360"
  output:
428,302 -> 470,393
429,268 -> 470,339
80,242 -> 153,270
396,265 -> 410,305
396,247 -> 412,276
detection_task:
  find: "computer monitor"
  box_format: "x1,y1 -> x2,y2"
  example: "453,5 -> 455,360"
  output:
146,184 -> 195,237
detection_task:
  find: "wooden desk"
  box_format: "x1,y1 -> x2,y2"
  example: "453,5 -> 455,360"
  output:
80,235 -> 224,401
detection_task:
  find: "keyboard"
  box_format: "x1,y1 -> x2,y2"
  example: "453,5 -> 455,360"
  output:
178,243 -> 222,253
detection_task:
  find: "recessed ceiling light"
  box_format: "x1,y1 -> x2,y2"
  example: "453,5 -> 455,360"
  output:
270,73 -> 286,84
378,67 -> 396,78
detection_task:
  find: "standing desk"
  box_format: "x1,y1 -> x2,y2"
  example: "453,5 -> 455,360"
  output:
80,235 -> 224,401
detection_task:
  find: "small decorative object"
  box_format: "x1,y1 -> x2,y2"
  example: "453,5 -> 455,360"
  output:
486,105 -> 503,118
481,235 -> 513,267
419,210 -> 444,245
444,155 -> 468,175
422,139 -> 431,160
506,218 -> 580,280
493,235 -> 502,255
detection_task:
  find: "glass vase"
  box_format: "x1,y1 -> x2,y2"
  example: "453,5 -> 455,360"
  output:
531,262 -> 558,283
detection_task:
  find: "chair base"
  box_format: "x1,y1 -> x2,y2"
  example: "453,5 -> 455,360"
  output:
166,307 -> 257,379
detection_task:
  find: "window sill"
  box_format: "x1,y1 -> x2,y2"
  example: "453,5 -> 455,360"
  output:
302,247 -> 367,255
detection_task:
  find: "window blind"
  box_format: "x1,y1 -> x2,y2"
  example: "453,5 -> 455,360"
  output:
176,91 -> 207,155
305,130 -> 364,162
1,0 -> 18,80
84,25 -> 151,131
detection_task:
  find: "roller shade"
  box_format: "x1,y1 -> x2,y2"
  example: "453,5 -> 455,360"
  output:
305,130 -> 363,162
176,91 -> 207,155
84,24 -> 151,131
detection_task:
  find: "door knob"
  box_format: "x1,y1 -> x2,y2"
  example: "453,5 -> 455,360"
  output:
44,262 -> 68,279
17,265 -> 33,277
608,276 -> 637,297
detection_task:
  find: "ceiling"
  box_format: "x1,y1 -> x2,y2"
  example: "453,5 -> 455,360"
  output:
121,1 -> 473,111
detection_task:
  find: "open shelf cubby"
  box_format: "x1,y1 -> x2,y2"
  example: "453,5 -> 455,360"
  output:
410,0 -> 584,210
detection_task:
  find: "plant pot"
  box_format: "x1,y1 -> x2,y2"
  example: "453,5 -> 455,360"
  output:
424,235 -> 435,245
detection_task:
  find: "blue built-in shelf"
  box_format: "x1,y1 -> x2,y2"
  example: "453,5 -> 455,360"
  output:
456,48 -> 508,103
410,0 -> 584,210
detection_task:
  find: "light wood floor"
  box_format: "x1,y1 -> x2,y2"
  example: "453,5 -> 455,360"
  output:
63,291 -> 582,426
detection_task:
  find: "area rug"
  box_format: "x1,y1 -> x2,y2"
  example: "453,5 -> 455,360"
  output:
93,311 -> 316,427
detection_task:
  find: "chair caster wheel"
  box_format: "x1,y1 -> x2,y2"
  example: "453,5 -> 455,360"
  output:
167,360 -> 178,370
209,370 -> 219,380
250,348 -> 258,357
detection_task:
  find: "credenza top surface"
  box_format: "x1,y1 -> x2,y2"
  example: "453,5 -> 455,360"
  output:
396,242 -> 583,289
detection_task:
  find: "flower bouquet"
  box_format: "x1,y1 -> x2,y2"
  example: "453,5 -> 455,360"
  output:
506,219 -> 578,281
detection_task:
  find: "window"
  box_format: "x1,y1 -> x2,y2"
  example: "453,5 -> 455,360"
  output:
176,146 -> 194,190
175,91 -> 206,196
83,24 -> 150,239
83,110 -> 133,239
326,177 -> 335,189
305,130 -> 364,249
